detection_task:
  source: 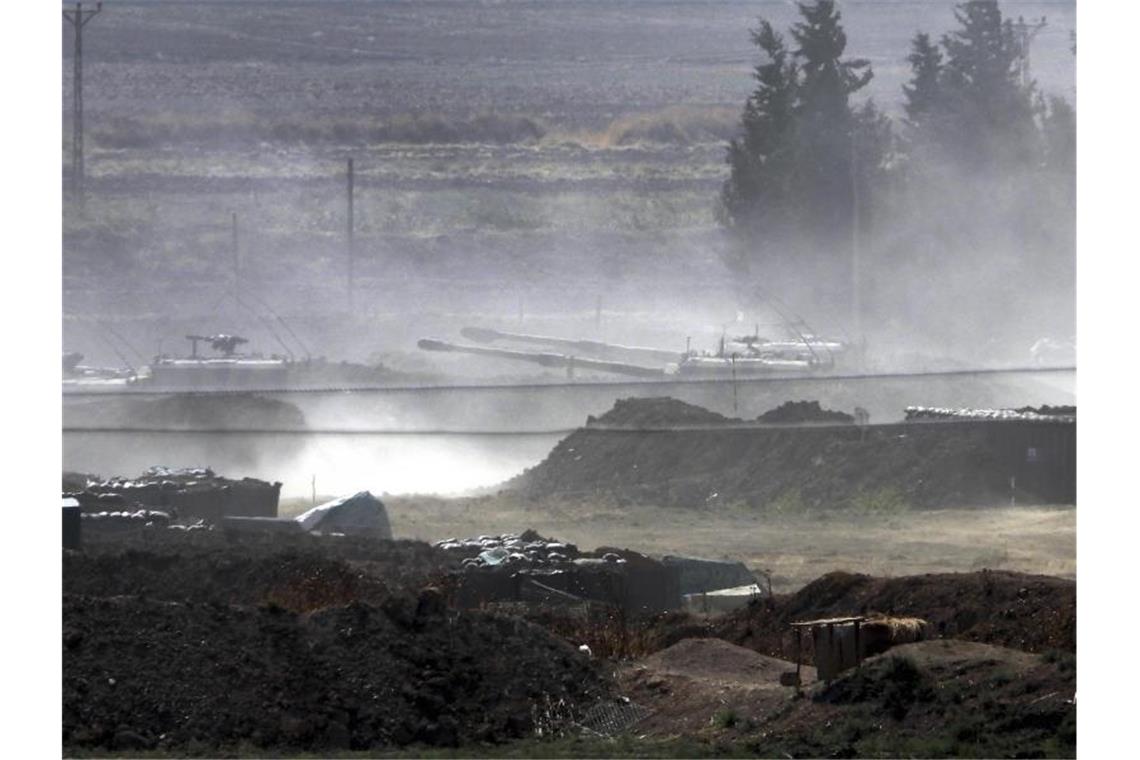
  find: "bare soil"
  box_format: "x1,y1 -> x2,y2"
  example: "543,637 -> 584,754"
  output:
621,639 -> 1075,758
62,520 -> 1075,756
713,569 -> 1076,660
511,397 -> 1072,509
621,638 -> 814,738
63,538 -> 614,755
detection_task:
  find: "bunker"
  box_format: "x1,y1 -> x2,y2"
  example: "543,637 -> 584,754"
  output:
65,467 -> 282,521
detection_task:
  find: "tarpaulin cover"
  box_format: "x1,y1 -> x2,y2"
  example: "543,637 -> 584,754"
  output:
294,491 -> 392,538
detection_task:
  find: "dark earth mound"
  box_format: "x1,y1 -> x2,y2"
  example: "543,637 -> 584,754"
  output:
62,523 -> 1075,756
617,637 -> 1073,757
763,640 -> 1075,757
586,397 -> 733,428
67,533 -> 457,608
503,568 -> 1074,669
714,570 -> 1075,661
757,400 -> 854,424
63,539 -> 613,754
63,594 -> 611,754
511,397 -> 1074,508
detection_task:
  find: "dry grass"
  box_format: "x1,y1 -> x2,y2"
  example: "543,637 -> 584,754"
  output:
383,495 -> 1075,593
868,616 -> 934,640
862,617 -> 936,652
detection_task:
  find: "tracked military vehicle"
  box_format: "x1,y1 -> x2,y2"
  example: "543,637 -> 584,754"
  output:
147,334 -> 291,390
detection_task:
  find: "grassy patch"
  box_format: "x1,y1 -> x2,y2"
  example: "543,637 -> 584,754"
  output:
849,486 -> 912,515
710,708 -> 738,729
762,488 -> 809,517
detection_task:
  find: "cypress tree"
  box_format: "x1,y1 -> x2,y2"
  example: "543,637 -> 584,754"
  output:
789,0 -> 872,246
1042,95 -> 1075,177
902,33 -> 943,127
721,0 -> 879,290
720,20 -> 799,242
937,0 -> 1039,167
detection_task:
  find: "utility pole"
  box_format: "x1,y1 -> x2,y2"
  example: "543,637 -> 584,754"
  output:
730,354 -> 738,414
346,157 -> 355,309
849,126 -> 863,362
1011,16 -> 1047,88
63,2 -> 103,212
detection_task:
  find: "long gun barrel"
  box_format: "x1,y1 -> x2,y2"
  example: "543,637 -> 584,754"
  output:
418,338 -> 665,378
459,327 -> 682,363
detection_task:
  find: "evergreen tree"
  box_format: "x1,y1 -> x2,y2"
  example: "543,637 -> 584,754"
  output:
851,99 -> 895,220
1042,95 -> 1075,177
721,0 -> 881,291
902,33 -> 943,127
789,0 -> 873,246
886,0 -> 1074,349
792,1 -> 873,116
720,20 -> 799,242
935,0 -> 1040,167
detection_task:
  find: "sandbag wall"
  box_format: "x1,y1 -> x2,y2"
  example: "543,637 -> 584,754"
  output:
455,560 -> 680,615
68,474 -> 281,521
439,535 -> 681,615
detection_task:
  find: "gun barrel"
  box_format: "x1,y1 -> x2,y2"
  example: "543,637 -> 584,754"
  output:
459,327 -> 681,363
418,338 -> 664,378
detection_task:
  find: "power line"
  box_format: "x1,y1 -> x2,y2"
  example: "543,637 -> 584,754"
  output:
61,364 -> 1076,399
63,2 -> 103,212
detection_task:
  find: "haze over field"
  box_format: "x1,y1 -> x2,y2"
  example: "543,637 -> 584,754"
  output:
63,0 -> 1076,497
64,0 -> 1075,365
60,6 -> 1081,753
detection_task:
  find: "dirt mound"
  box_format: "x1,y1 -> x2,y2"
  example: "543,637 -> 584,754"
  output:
529,568 -> 1074,666
511,397 -> 1074,508
60,520 -> 1076,755
622,639 -> 1074,755
787,640 -> 1075,757
618,637 -> 1074,755
757,400 -> 854,424
65,549 -> 384,611
620,640 -> 807,740
641,638 -> 799,683
62,533 -> 612,753
63,592 -> 612,754
586,397 -> 732,428
715,570 -> 1075,660
65,539 -> 455,611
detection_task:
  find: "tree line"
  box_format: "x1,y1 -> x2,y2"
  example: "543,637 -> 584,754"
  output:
720,0 -> 1075,350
